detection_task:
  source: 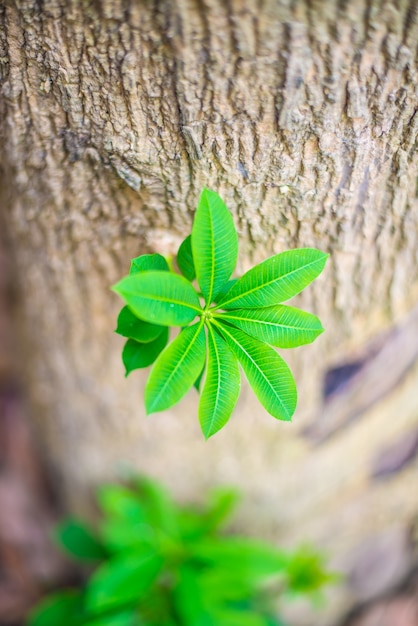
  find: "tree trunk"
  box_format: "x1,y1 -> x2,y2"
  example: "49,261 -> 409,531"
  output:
1,1 -> 418,622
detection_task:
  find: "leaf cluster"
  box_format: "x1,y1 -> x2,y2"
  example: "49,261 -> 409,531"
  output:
112,189 -> 328,438
27,476 -> 336,626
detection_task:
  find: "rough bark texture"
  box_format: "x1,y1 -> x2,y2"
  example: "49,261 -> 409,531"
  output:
1,1 -> 418,623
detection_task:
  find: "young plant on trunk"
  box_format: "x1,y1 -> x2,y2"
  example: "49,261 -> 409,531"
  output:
113,189 -> 328,438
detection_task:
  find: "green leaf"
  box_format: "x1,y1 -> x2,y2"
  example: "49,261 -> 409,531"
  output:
100,518 -> 155,553
217,248 -> 328,309
174,565 -> 213,626
27,591 -> 83,626
193,363 -> 205,392
204,488 -> 239,532
54,519 -> 107,562
190,538 -> 286,579
116,306 -> 164,343
177,235 -> 196,281
205,607 -> 271,626
86,552 -> 163,614
215,322 -> 297,421
215,305 -> 323,348
199,325 -> 240,438
178,488 -> 239,541
213,279 -> 238,303
130,253 -> 169,274
122,329 -> 169,376
97,484 -> 146,521
192,188 -> 238,306
132,477 -> 179,539
83,613 -> 137,626
145,322 -> 206,414
98,479 -> 179,544
112,272 -> 202,326
197,568 -> 254,604
283,545 -> 337,595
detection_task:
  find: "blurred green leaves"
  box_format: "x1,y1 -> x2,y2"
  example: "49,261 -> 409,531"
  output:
28,476 -> 336,626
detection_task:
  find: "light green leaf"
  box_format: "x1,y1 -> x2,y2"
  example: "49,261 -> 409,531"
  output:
199,325 -> 240,438
192,188 -> 238,306
177,235 -> 196,281
145,322 -> 206,414
130,253 -> 169,274
122,329 -> 169,376
131,477 -> 179,540
54,519 -> 106,562
116,306 -> 164,343
112,271 -> 202,326
215,322 -> 297,421
97,484 -> 146,521
283,545 -> 338,595
215,305 -> 324,348
100,518 -> 155,554
204,488 -> 239,532
190,538 -> 286,578
197,568 -> 253,603
217,248 -> 328,309
86,552 -> 163,614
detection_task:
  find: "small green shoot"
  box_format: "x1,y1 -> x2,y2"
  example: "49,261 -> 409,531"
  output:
112,189 -> 328,438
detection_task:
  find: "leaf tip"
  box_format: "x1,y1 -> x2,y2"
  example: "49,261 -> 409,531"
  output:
144,400 -> 155,416
111,281 -> 123,296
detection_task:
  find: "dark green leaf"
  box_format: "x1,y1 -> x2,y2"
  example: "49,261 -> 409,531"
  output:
215,305 -> 323,348
199,325 -> 240,438
177,235 -> 196,281
27,591 -> 83,626
83,611 -> 137,626
54,519 -> 106,562
217,249 -> 328,309
215,322 -> 297,421
122,329 -> 169,376
112,271 -> 202,326
192,188 -> 238,306
145,323 -> 206,414
86,553 -> 163,614
116,306 -> 164,343
130,253 -> 169,274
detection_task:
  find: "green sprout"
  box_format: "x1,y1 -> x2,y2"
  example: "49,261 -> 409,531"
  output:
112,189 -> 328,438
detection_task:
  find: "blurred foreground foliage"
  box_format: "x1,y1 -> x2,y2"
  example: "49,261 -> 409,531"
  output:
27,476 -> 337,626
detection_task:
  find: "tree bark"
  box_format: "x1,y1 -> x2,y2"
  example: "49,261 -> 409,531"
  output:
1,1 -> 418,622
